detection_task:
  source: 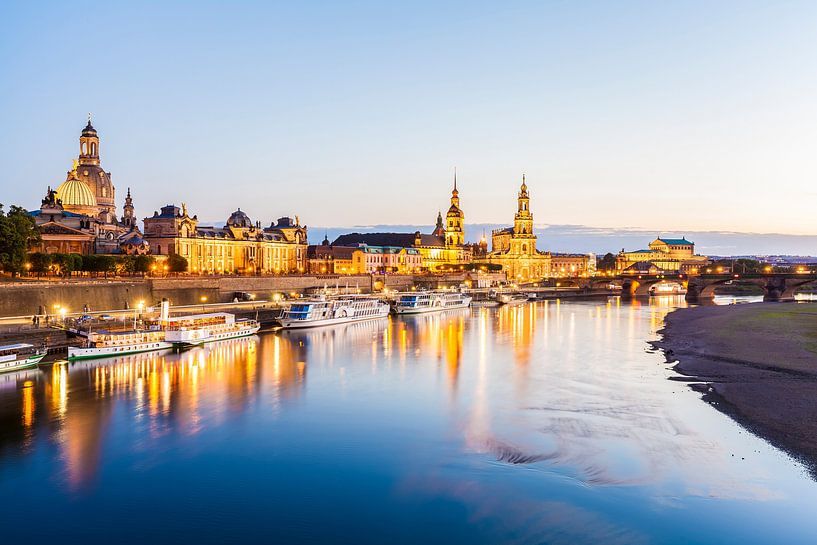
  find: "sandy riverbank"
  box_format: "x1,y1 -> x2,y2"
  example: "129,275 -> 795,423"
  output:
655,302 -> 817,476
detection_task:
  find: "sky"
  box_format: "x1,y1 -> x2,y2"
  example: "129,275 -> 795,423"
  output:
1,1 -> 817,240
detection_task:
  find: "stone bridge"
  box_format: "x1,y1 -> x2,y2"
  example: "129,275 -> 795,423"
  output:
548,273 -> 817,302
684,273 -> 817,302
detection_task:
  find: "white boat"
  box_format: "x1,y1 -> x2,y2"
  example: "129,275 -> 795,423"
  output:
68,329 -> 172,360
278,296 -> 389,329
0,343 -> 46,373
494,292 -> 528,305
393,290 -> 472,315
651,282 -> 687,296
164,312 -> 260,347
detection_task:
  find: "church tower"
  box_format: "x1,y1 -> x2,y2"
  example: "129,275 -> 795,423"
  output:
79,116 -> 100,166
75,116 -> 116,222
512,174 -> 536,256
444,170 -> 465,247
122,187 -> 136,229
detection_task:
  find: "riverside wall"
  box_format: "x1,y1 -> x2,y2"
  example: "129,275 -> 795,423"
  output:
0,272 -> 503,318
0,275 -> 370,317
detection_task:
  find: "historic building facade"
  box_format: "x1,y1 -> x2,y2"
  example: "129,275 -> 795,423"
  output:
475,176 -> 551,281
143,205 -> 308,274
30,120 -> 147,255
550,253 -> 596,278
330,176 -> 471,271
307,237 -> 422,274
615,238 -> 708,273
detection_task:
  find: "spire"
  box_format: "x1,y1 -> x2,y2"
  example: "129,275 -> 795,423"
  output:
454,167 -> 457,192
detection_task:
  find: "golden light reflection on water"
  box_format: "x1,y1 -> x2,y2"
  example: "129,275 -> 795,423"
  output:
1,295 -> 791,503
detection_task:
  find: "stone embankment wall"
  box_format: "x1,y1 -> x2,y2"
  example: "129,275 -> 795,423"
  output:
0,275 -> 371,317
0,272 -> 503,318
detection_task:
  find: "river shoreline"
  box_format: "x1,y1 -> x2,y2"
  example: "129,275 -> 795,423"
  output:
655,302 -> 817,476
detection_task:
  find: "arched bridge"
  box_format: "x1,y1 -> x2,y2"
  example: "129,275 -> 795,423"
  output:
685,273 -> 817,302
610,273 -> 817,302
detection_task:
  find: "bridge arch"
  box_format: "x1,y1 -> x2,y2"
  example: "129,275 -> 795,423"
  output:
781,278 -> 817,301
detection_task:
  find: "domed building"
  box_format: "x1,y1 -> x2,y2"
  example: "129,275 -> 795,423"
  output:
30,119 -> 148,255
56,161 -> 98,216
143,204 -> 308,274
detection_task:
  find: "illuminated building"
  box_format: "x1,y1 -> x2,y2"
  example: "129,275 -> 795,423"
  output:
550,253 -> 595,278
308,236 -> 422,274
143,205 -> 307,274
475,175 -> 551,281
29,119 -> 146,254
329,174 -> 472,271
615,238 -> 708,274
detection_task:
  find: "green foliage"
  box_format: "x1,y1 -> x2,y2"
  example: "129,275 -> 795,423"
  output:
28,252 -> 52,276
63,253 -> 83,276
0,204 -> 40,277
168,254 -> 188,273
119,255 -> 136,275
596,252 -> 617,271
134,254 -> 155,274
711,258 -> 766,274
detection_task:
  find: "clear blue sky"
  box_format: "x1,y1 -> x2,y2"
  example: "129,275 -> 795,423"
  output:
2,1 -> 816,234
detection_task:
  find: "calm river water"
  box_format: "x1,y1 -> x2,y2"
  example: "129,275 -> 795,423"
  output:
1,297 -> 816,544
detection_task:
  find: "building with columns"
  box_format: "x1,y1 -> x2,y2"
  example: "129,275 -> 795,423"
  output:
475,176 -> 551,281
143,205 -> 308,274
30,119 -> 147,255
616,238 -> 709,273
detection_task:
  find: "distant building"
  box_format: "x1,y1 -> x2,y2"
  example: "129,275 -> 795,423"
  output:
615,238 -> 708,273
29,119 -> 146,255
475,176 -> 551,281
143,205 -> 307,274
551,253 -> 595,278
308,236 -> 423,274
331,175 -> 472,271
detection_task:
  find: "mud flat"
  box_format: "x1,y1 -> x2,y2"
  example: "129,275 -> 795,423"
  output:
655,302 -> 817,475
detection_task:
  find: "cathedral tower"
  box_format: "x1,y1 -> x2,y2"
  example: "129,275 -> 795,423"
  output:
511,174 -> 536,256
444,170 -> 465,247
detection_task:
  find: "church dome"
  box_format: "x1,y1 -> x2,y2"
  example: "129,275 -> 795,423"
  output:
82,120 -> 97,137
227,208 -> 252,228
57,177 -> 97,209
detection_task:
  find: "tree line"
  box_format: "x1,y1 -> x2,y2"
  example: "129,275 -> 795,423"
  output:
26,252 -> 189,278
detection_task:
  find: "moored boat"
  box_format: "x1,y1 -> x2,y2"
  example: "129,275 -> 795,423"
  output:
494,292 -> 528,305
393,290 -> 472,315
164,313 -> 260,347
68,330 -> 172,360
277,296 -> 389,329
0,343 -> 46,373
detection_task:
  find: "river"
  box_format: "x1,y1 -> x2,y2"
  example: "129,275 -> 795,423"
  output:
1,297 -> 816,544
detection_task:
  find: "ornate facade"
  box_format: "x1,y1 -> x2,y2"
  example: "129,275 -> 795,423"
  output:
143,205 -> 308,274
30,120 -> 146,255
331,175 -> 471,271
476,176 -> 551,281
616,238 -> 708,273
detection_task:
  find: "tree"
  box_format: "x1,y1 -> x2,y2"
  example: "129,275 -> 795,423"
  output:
134,255 -> 156,275
119,255 -> 136,276
97,255 -> 117,278
53,253 -> 83,277
0,204 -> 40,277
597,252 -> 617,272
28,252 -> 52,278
168,254 -> 188,273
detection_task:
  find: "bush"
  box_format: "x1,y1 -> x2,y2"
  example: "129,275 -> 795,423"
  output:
168,254 -> 188,273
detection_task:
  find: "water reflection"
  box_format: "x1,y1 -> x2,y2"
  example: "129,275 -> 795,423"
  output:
1,299 -> 816,543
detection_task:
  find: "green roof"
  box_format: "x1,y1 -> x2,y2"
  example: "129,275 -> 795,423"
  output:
658,238 -> 693,245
